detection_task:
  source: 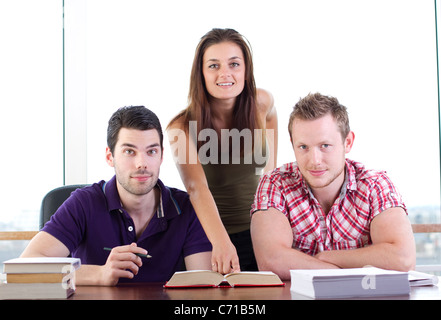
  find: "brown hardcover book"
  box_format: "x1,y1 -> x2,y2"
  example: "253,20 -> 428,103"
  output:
6,273 -> 69,283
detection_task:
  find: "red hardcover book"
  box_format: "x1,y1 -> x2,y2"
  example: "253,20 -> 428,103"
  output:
164,270 -> 284,288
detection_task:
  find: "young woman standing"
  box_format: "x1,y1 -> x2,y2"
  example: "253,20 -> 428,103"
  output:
167,28 -> 278,274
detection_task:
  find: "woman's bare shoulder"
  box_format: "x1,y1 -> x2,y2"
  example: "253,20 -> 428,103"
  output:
256,88 -> 275,115
167,112 -> 187,131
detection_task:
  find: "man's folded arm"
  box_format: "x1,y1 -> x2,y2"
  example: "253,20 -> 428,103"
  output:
250,208 -> 338,280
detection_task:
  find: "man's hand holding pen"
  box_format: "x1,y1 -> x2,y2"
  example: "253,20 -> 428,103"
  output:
100,243 -> 150,285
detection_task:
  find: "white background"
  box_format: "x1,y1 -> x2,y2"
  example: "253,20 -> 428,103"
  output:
0,0 -> 440,230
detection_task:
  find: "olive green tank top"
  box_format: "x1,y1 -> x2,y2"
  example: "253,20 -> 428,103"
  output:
201,139 -> 269,234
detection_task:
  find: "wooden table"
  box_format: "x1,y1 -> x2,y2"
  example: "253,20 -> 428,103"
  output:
5,281 -> 439,320
71,280 -> 441,300
59,282 -> 441,318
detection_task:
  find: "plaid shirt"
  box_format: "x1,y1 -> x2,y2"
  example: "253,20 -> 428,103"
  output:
251,159 -> 406,255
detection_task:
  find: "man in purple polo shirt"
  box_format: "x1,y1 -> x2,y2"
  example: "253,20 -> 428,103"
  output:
21,106 -> 212,285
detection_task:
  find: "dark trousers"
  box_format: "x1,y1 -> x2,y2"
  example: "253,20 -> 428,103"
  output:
229,229 -> 258,271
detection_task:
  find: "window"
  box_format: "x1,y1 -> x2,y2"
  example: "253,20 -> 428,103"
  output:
0,1 -> 63,263
82,0 -> 441,266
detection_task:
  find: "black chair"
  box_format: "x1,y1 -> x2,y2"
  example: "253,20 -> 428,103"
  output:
39,184 -> 88,229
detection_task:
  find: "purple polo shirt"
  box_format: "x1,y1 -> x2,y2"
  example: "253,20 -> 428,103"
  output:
42,176 -> 212,283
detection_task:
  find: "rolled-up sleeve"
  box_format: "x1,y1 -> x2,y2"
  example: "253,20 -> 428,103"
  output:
251,172 -> 287,215
369,172 -> 407,219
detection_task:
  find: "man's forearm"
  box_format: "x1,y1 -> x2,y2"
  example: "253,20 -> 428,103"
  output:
315,243 -> 415,271
74,265 -> 107,286
257,247 -> 340,280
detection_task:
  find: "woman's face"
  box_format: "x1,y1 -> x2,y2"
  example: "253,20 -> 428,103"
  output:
202,41 -> 246,104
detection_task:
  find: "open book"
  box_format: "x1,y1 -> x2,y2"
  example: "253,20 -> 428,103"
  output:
408,270 -> 439,286
164,270 -> 284,288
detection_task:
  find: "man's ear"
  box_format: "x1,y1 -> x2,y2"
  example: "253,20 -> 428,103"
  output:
344,131 -> 355,154
105,147 -> 114,167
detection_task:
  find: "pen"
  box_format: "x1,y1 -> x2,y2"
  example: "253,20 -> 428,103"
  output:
103,247 -> 152,258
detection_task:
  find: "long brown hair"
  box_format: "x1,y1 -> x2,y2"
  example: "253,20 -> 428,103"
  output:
168,28 -> 260,150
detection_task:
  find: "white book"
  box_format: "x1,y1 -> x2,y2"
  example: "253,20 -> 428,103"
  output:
0,282 -> 75,300
3,257 -> 81,274
290,267 -> 410,299
408,270 -> 439,286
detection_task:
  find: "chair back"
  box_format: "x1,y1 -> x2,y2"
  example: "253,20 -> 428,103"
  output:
39,184 -> 88,229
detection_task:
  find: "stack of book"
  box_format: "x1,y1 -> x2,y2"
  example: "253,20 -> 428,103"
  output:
0,257 -> 81,300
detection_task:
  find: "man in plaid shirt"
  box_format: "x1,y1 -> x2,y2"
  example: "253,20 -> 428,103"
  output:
250,93 -> 416,280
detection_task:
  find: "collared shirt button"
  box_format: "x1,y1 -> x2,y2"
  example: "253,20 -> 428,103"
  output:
128,226 -> 134,232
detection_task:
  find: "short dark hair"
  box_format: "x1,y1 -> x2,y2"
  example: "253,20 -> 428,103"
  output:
107,106 -> 163,154
288,93 -> 350,141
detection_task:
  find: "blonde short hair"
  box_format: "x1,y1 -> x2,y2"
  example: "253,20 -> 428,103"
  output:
288,93 -> 350,141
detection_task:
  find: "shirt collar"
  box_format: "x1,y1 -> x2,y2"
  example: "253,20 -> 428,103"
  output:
345,159 -> 358,192
102,176 -> 181,219
155,179 -> 182,219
